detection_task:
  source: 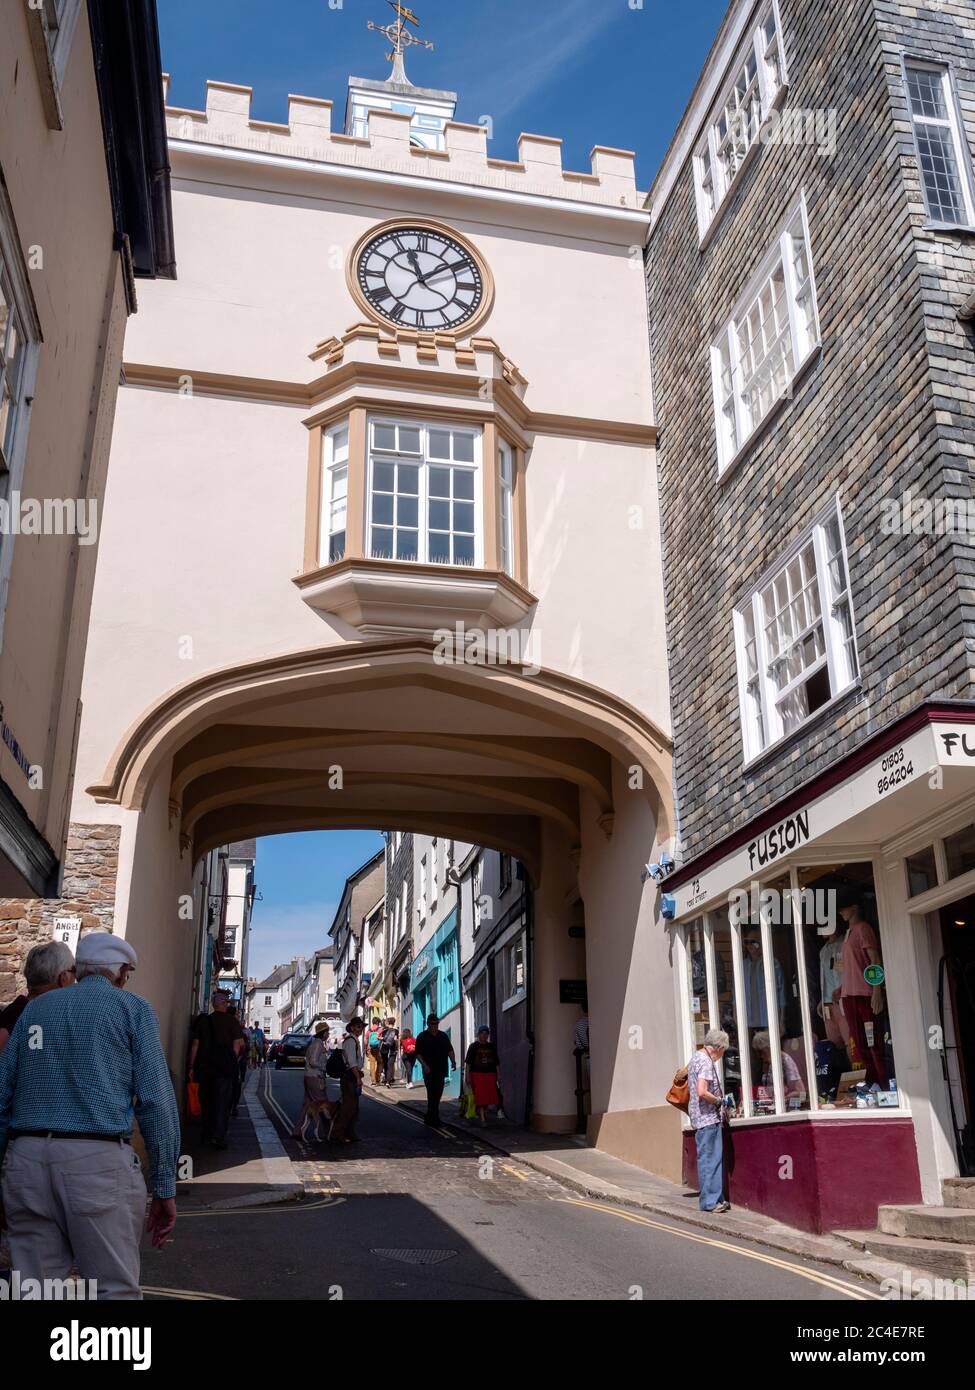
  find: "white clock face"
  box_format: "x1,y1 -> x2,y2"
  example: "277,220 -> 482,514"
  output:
356,227 -> 484,331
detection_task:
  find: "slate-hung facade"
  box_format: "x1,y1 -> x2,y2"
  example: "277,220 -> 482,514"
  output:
648,0 -> 975,1232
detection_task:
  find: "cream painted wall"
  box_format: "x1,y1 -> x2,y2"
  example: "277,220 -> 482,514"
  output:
124,163 -> 653,424
0,3 -> 126,866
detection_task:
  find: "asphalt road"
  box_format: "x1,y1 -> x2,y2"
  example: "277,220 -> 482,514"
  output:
140,1069 -> 879,1302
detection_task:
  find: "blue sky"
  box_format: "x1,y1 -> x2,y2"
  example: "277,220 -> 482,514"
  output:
249,830 -> 384,983
158,0 -> 731,188
161,0 -> 730,981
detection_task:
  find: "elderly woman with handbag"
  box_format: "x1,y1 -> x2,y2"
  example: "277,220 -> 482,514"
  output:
684,1028 -> 731,1213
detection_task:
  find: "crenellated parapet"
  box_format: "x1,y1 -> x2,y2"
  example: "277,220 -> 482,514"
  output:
161,75 -> 641,208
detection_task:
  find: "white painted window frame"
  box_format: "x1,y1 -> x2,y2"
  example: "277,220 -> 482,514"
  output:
320,421 -> 349,566
365,415 -> 483,567
733,497 -> 860,765
498,436 -> 514,577
501,928 -> 527,1011
902,56 -> 975,231
0,178 -> 43,655
693,0 -> 788,243
710,193 -> 820,476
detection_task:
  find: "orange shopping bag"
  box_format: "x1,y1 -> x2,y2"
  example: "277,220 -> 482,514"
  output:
186,1080 -> 202,1118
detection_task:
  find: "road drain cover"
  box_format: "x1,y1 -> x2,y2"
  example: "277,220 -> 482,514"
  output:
371,1248 -> 459,1266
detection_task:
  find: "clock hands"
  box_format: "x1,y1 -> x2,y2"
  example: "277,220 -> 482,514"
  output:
413,262 -> 462,287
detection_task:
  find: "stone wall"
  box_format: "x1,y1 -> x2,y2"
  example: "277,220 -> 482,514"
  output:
0,823 -> 119,1005
645,0 -> 975,864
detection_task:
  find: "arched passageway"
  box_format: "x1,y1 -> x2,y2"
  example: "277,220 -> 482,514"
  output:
74,641 -> 681,1175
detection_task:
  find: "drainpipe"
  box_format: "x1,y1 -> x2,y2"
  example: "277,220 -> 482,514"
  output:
524,877 -> 535,1129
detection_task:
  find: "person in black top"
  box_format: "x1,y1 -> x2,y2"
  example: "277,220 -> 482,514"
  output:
414,1013 -> 456,1126
188,989 -> 245,1148
380,1019 -> 399,1087
464,1026 -> 501,1125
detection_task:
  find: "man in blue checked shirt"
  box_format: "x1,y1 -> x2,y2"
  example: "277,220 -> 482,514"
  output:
0,931 -> 181,1299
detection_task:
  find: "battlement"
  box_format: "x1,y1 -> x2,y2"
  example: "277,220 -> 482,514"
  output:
161,76 -> 641,208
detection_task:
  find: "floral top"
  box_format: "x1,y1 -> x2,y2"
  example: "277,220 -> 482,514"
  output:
687,1048 -> 722,1130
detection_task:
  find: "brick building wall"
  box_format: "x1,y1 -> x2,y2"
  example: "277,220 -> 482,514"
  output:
646,0 -> 975,864
0,823 -> 120,1005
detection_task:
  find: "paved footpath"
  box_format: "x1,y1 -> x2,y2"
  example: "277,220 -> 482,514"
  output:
137,1068 -> 882,1302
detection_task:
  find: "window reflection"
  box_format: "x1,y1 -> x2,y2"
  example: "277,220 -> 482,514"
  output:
798,863 -> 900,1110
686,918 -> 711,1046
710,907 -> 743,1114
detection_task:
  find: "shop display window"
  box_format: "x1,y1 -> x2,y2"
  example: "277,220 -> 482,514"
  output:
944,824 -> 975,882
686,918 -> 712,1046
708,907 -> 748,1114
679,860 -> 902,1120
906,845 -> 937,897
798,862 -> 901,1110
764,873 -> 813,1112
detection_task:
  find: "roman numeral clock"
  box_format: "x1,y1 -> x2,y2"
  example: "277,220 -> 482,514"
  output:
348,219 -> 493,334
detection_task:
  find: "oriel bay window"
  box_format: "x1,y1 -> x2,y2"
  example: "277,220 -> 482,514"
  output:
311,411 -> 529,577
734,500 -> 858,763
301,403 -> 533,636
367,419 -> 481,566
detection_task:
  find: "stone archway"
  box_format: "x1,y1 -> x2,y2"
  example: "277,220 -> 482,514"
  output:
10,639 -> 680,1176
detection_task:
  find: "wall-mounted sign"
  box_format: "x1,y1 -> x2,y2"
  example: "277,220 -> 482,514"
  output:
53,917 -> 81,956
559,978 -> 588,1005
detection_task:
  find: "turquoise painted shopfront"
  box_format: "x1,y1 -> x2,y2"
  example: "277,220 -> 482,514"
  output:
409,908 -> 462,1098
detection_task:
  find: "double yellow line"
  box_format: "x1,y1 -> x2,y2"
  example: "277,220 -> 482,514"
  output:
557,1197 -> 879,1301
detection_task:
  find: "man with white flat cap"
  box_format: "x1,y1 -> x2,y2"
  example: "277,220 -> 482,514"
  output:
0,931 -> 180,1299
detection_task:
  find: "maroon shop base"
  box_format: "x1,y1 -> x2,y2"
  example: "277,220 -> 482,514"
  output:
682,1117 -> 922,1233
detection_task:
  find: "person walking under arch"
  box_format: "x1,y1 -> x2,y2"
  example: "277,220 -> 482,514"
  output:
464,1026 -> 501,1125
0,932 -> 180,1299
329,1017 -> 365,1144
415,1013 -> 456,1127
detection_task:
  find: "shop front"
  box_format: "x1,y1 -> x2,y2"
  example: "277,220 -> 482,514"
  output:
408,914 -> 462,1099
666,703 -> 975,1233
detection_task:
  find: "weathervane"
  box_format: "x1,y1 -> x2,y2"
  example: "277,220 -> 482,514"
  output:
367,1 -> 434,84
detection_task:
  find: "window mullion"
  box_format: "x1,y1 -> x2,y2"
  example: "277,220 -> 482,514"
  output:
729,912 -> 753,1117
754,32 -> 769,113
789,864 -> 819,1114
727,324 -> 747,452
419,447 -> 429,563
943,70 -> 975,224
709,124 -> 724,204
811,521 -> 841,697
753,590 -> 778,747
779,227 -> 803,376
758,892 -> 785,1115
702,913 -> 722,1088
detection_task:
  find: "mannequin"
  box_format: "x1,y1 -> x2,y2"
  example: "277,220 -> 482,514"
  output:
838,894 -> 888,1089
